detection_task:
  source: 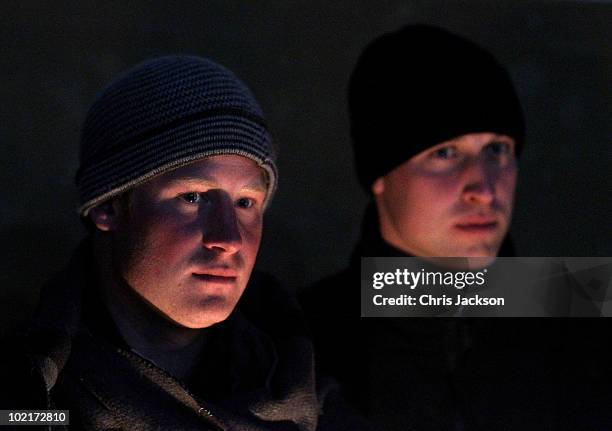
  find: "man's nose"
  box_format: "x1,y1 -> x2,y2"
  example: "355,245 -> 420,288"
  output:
201,198 -> 242,254
461,157 -> 496,205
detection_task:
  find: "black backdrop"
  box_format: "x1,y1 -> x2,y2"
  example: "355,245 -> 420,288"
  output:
1,1 -> 610,330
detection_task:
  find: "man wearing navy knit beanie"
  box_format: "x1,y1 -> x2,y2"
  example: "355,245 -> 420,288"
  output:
2,56 -> 370,430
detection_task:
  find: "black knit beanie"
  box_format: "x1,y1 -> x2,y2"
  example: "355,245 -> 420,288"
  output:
76,55 -> 277,216
349,25 -> 525,192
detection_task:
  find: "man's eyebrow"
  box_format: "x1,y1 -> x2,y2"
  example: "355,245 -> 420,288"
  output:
490,134 -> 515,143
163,176 -> 267,192
241,179 -> 267,193
164,177 -> 218,188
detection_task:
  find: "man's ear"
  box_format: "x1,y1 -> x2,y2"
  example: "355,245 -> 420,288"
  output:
371,177 -> 385,196
89,201 -> 120,232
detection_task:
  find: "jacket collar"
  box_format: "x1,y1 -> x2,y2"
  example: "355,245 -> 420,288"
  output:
29,237 -> 319,429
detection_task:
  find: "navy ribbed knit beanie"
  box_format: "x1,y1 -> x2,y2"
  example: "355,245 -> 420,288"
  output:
76,55 -> 277,216
349,25 -> 525,192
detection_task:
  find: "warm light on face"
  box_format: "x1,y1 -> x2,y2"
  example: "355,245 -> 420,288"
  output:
111,155 -> 267,328
373,132 -> 518,262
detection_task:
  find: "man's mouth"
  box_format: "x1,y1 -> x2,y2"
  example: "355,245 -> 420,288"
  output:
454,220 -> 498,232
192,268 -> 238,284
454,214 -> 499,231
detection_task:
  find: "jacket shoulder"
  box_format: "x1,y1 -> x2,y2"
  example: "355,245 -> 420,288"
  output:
238,270 -> 309,337
0,331 -> 51,409
299,269 -> 354,319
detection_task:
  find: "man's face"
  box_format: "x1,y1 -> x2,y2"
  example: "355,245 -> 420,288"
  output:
107,155 -> 267,328
372,132 -> 518,261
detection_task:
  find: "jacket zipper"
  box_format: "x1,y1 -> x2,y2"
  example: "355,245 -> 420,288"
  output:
115,347 -> 225,431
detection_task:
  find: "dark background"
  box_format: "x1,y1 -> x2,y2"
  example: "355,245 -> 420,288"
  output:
1,1 -> 610,330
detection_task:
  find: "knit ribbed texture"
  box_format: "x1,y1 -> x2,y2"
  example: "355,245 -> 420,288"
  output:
76,56 -> 277,216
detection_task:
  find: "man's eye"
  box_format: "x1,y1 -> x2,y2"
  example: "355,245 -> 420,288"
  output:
485,142 -> 511,156
432,147 -> 456,160
237,197 -> 254,209
181,192 -> 201,203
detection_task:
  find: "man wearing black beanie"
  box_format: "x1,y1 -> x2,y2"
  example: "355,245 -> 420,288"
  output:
300,25 -> 607,430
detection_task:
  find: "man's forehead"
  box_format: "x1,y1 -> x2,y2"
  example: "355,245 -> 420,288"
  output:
149,156 -> 267,191
411,132 -> 515,158
434,132 -> 514,147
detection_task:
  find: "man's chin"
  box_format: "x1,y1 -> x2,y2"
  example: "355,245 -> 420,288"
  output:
456,242 -> 501,262
171,300 -> 238,329
423,255 -> 496,270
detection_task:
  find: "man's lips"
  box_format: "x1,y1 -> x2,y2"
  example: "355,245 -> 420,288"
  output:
455,220 -> 498,232
192,268 -> 238,284
454,216 -> 499,232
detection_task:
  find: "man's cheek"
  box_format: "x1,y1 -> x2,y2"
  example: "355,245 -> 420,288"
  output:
498,172 -> 518,212
241,219 -> 263,245
134,228 -> 191,268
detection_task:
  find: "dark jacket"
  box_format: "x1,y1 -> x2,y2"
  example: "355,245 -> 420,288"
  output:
300,203 -> 612,431
1,239 -> 370,431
